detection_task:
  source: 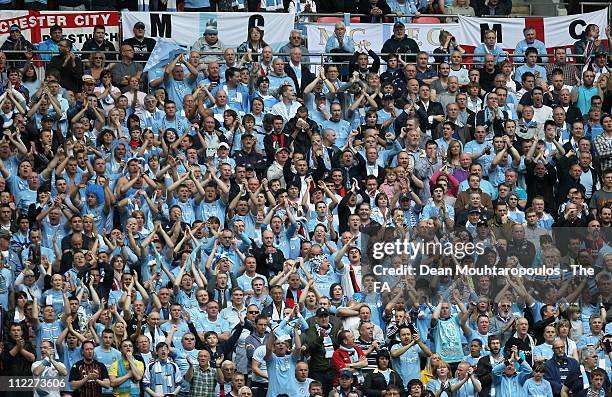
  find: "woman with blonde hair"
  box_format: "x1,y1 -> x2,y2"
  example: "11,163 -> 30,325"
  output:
555,318 -> 579,360
82,214 -> 106,251
566,304 -> 585,342
111,319 -> 129,349
421,353 -> 443,385
86,51 -> 107,83
425,359 -> 453,396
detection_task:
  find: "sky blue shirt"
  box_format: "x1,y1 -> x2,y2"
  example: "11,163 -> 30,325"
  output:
266,354 -> 299,397
322,118 -> 351,148
391,343 -> 422,386
513,39 -> 547,63
433,314 -> 464,363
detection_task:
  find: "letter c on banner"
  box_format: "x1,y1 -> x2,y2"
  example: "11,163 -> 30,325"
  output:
427,28 -> 442,46
569,20 -> 586,40
248,15 -> 265,34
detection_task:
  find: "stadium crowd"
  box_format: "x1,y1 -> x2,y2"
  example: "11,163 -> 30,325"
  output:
0,6 -> 611,397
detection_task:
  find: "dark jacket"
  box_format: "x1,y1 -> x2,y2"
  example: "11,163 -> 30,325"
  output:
555,155 -> 587,206
303,322 -> 341,372
253,244 -> 285,277
415,100 -> 445,133
475,0 -> 512,15
381,35 -> 420,62
0,36 -> 32,68
474,108 -> 509,137
363,368 -> 405,397
282,116 -> 320,154
358,0 -> 392,22
263,132 -> 293,165
544,355 -> 582,397
506,238 -> 537,269
476,354 -> 505,397
81,39 -> 117,61
525,161 -> 557,214
47,54 -> 84,93
284,63 -> 316,97
349,50 -> 381,82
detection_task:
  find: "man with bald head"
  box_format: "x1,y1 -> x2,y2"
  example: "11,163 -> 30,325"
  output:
185,349 -> 221,396
543,339 -> 582,397
210,89 -> 245,123
267,58 -> 296,94
439,75 -> 460,111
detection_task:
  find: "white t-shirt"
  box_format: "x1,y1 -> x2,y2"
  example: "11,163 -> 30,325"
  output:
31,359 -> 67,397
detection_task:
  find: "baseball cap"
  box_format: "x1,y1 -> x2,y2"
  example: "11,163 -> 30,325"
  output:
339,369 -> 353,378
393,22 -> 405,29
275,147 -> 289,155
314,92 -> 326,101
241,133 -> 255,140
399,193 -> 411,201
41,116 -> 54,123
134,22 -> 145,29
477,220 -> 488,227
468,208 -> 481,215
82,74 -> 95,84
256,76 -> 270,86
316,307 -> 330,317
9,24 -> 20,32
218,142 -> 230,150
382,93 -> 395,101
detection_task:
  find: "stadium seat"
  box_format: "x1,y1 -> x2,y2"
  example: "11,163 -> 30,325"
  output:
317,16 -> 361,23
317,17 -> 342,23
413,16 -> 441,23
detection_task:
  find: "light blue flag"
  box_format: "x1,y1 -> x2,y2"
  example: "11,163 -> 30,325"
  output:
143,37 -> 189,73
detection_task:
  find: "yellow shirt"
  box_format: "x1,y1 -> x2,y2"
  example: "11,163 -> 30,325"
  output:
108,358 -> 145,397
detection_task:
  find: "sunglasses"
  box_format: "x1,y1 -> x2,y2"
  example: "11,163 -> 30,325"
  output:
248,311 -> 259,314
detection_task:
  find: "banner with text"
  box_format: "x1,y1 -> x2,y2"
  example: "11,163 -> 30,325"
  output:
306,22 -> 460,56
122,12 -> 295,52
0,11 -> 119,50
457,8 -> 609,51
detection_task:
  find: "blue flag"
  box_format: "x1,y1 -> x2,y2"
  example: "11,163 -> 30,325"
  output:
144,38 -> 189,73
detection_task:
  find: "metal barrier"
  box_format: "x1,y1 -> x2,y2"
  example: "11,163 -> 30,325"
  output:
0,49 -> 588,68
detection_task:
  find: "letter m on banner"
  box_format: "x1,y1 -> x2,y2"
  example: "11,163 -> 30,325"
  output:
480,23 -> 503,42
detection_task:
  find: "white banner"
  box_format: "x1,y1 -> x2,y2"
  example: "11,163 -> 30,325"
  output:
306,22 -> 460,56
122,12 -> 295,52
457,8 -> 609,51
543,9 -> 608,47
0,11 -> 119,50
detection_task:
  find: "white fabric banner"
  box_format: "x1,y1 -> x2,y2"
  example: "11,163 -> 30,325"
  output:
457,14 -> 525,50
457,8 -> 609,50
543,9 -> 608,47
306,22 -> 460,55
122,12 -> 295,51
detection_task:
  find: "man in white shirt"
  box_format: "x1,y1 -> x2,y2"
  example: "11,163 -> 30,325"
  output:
32,340 -> 68,397
271,84 -> 300,124
531,87 -> 553,136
